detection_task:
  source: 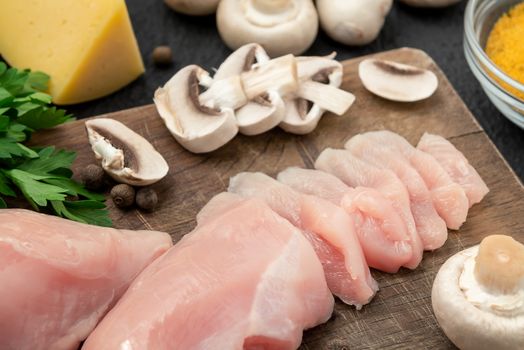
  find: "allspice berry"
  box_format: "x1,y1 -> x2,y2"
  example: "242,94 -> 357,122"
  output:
111,184 -> 135,208
152,46 -> 173,66
136,187 -> 158,211
80,164 -> 105,191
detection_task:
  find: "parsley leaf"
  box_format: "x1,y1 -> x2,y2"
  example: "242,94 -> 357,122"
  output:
51,200 -> 112,227
44,178 -> 105,202
0,64 -> 111,226
17,147 -> 75,177
17,106 -> 73,130
0,171 -> 15,197
5,168 -> 67,207
0,139 -> 38,159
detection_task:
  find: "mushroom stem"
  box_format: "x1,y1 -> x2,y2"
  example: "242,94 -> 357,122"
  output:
297,81 -> 355,116
91,139 -> 125,170
251,0 -> 293,13
199,54 -> 298,110
474,235 -> 524,294
242,54 -> 298,99
199,76 -> 247,110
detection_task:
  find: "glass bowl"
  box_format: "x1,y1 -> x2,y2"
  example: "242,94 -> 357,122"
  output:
464,0 -> 524,129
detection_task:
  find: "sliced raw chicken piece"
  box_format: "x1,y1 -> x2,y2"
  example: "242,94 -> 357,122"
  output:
277,167 -> 412,273
345,134 -> 448,250
417,132 -> 489,207
84,194 -> 333,350
359,130 -> 469,230
0,210 -> 172,350
196,191 -> 245,225
315,149 -> 424,269
229,172 -> 378,308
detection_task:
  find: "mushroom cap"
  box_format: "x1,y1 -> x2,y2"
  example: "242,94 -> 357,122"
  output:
85,118 -> 169,186
316,0 -> 393,46
399,0 -> 461,8
359,58 -> 438,102
432,246 -> 524,350
154,65 -> 239,153
216,0 -> 319,57
164,0 -> 220,15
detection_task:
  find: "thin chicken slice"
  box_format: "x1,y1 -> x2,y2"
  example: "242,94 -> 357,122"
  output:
359,130 -> 469,230
315,149 -> 424,269
84,194 -> 333,350
277,167 -> 412,273
345,134 -> 448,250
417,132 -> 489,207
0,210 -> 172,350
229,172 -> 378,308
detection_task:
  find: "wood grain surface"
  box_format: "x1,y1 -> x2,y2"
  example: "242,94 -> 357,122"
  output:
29,48 -> 524,349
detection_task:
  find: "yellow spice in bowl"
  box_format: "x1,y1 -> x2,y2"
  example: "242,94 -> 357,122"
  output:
486,2 -> 524,101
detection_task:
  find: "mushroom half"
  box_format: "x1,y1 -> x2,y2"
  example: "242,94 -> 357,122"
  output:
432,235 -> 524,350
359,58 -> 438,102
316,0 -> 393,46
164,0 -> 220,15
216,0 -> 319,57
213,43 -> 286,136
154,65 -> 239,153
85,118 -> 169,186
280,55 -> 355,134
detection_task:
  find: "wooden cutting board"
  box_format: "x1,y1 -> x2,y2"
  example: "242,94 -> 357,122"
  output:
30,48 -> 524,349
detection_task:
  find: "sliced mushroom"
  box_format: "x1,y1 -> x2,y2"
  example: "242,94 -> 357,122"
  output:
164,0 -> 220,15
154,65 -> 239,153
216,0 -> 319,57
235,91 -> 286,135
213,43 -> 271,81
316,0 -> 393,46
432,235 -> 524,350
213,43 -> 286,135
359,58 -> 438,102
399,0 -> 461,7
280,56 -> 355,134
85,118 -> 169,186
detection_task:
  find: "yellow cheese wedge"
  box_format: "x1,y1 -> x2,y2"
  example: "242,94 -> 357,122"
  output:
0,0 -> 145,105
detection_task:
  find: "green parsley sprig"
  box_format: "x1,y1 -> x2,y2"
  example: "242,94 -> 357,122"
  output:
0,62 -> 111,227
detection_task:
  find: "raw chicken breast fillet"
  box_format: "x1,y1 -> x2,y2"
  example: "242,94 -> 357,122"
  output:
315,149 -> 424,269
83,194 -> 334,350
229,172 -> 378,308
358,130 -> 469,230
0,209 -> 173,350
417,132 -> 489,207
345,134 -> 448,250
277,167 -> 412,273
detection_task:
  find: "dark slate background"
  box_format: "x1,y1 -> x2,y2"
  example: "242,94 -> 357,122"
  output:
68,0 -> 523,182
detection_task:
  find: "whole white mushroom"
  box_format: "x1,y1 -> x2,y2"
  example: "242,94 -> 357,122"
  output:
164,0 -> 221,15
216,0 -> 319,57
316,0 -> 393,46
432,235 -> 524,350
